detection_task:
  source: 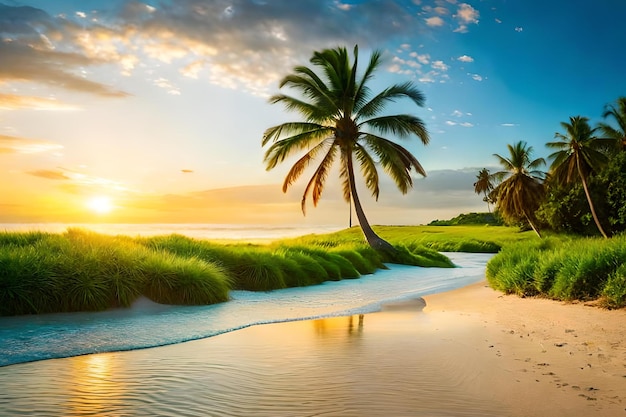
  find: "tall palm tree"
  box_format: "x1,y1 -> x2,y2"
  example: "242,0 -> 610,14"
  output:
598,96 -> 626,152
492,141 -> 546,237
547,116 -> 612,238
473,168 -> 493,212
262,46 -> 429,252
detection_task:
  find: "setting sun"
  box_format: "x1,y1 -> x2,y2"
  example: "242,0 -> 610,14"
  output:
87,196 -> 114,214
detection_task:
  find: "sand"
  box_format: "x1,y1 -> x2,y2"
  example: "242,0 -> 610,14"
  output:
423,281 -> 626,416
2,280 -> 625,416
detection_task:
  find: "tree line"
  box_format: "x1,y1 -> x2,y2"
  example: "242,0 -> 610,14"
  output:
474,97 -> 626,238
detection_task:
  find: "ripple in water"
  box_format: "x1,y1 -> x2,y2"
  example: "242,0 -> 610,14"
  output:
1,310 -> 510,416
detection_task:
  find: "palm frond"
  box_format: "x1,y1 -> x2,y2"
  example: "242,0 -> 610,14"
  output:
360,114 -> 429,144
357,82 -> 425,120
353,145 -> 380,199
363,135 -> 426,193
262,122 -> 328,146
338,157 -> 351,202
282,139 -> 332,192
263,127 -> 333,170
300,145 -> 338,214
354,49 -> 382,112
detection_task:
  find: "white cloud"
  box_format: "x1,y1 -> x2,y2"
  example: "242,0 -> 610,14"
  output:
445,120 -> 457,125
410,52 -> 430,64
431,60 -> 449,71
515,26 -> 523,32
500,123 -> 519,127
153,77 -> 181,95
457,54 -> 474,63
425,16 -> 444,27
456,3 -> 479,24
469,73 -> 483,81
75,11 -> 86,18
460,122 -> 474,127
453,3 -> 479,33
451,110 -> 463,117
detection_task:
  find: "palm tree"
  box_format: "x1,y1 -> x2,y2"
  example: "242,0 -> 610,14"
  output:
492,141 -> 546,237
473,168 -> 493,212
598,96 -> 626,152
262,46 -> 429,252
547,116 -> 611,238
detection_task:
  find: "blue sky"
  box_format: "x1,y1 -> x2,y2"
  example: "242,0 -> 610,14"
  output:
1,0 -> 625,226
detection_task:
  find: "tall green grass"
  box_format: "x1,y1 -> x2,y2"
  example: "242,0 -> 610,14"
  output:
486,235 -> 626,307
2,224 -> 526,316
0,229 -> 230,315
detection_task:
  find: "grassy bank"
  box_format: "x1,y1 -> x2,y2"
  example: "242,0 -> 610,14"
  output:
486,234 -> 626,308
288,224 -> 538,253
3,225 -> 504,316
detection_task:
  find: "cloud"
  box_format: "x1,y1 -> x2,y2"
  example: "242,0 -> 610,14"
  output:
455,3 -> 479,24
515,26 -> 523,32
459,122 -> 474,127
0,94 -> 79,111
457,54 -> 474,63
500,123 -> 519,127
469,73 -> 483,81
453,3 -> 479,33
181,169 -> 194,173
153,77 -> 181,95
0,1 -> 440,99
0,135 -> 64,154
431,60 -> 449,71
425,16 -> 444,27
27,169 -> 71,180
451,109 -> 463,117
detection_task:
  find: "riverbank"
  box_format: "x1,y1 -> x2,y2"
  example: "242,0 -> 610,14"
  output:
2,279 -> 624,416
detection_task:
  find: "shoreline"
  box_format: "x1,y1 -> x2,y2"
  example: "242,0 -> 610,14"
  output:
1,280 -> 625,416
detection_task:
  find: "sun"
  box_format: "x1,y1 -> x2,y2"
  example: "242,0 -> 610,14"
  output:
86,196 -> 114,214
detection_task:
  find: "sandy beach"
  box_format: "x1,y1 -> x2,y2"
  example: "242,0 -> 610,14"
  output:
2,280 -> 625,416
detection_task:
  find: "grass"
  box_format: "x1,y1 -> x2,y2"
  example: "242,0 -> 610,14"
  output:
287,225 -> 538,253
0,223 -> 556,316
486,234 -> 626,307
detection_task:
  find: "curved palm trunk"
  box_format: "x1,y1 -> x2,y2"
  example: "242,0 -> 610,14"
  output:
346,153 -> 396,253
524,213 -> 542,238
577,161 -> 609,239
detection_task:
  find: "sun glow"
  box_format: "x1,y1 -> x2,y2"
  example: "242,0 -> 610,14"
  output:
86,196 -> 114,214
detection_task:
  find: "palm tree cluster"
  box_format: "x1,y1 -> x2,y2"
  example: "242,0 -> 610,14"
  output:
475,97 -> 626,238
262,46 -> 430,252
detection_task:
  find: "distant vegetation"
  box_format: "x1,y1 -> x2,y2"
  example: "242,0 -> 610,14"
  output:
428,212 -> 503,226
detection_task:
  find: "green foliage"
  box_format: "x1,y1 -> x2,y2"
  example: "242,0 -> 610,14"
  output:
0,223 -> 546,316
429,212 -> 503,226
141,252 -> 230,304
601,264 -> 626,308
487,235 -> 626,303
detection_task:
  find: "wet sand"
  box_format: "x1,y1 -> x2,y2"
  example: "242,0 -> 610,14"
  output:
2,281 -> 625,416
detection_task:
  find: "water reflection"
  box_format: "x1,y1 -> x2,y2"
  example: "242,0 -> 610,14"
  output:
65,354 -> 126,416
313,314 -> 365,338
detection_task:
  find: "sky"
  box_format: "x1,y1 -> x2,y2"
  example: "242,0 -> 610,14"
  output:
1,0 -> 625,227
